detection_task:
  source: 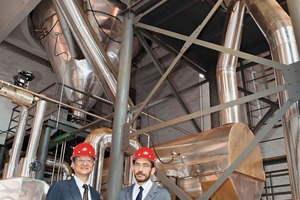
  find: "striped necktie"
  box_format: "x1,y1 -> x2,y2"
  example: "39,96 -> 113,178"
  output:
136,186 -> 143,200
82,184 -> 89,200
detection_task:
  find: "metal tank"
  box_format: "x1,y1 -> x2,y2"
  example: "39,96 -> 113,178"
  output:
154,122 -> 265,199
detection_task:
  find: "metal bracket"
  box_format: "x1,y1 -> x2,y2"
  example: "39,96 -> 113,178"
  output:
284,61 -> 300,102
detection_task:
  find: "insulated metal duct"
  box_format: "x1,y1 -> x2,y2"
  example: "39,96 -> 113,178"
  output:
31,0 -> 139,121
243,0 -> 300,199
20,98 -> 47,177
31,1 -> 103,121
3,107 -> 29,179
83,128 -> 140,192
216,0 -> 246,125
52,0 -> 118,101
45,158 -> 72,180
31,0 -> 130,121
0,85 -> 34,107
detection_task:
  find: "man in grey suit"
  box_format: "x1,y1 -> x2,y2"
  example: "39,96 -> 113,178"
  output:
46,143 -> 100,200
117,147 -> 171,200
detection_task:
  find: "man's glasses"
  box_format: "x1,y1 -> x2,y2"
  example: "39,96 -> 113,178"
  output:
75,158 -> 95,164
133,163 -> 151,169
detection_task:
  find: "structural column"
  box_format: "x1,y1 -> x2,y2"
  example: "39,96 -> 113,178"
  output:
0,145 -> 6,171
36,126 -> 52,180
107,11 -> 135,200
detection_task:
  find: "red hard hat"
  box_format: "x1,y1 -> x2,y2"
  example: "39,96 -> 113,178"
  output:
71,143 -> 97,160
133,147 -> 156,163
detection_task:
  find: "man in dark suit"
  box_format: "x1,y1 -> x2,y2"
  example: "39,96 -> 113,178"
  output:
46,143 -> 100,200
117,147 -> 171,200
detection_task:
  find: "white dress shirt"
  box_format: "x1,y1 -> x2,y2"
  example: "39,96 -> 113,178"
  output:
132,179 -> 153,200
74,175 -> 92,200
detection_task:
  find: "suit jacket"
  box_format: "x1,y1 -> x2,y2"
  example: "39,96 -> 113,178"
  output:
46,177 -> 100,200
117,182 -> 171,200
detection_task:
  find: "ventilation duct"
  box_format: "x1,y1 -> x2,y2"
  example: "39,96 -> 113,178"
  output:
216,0 -> 245,125
31,1 -> 103,121
31,0 -> 128,120
243,0 -> 300,199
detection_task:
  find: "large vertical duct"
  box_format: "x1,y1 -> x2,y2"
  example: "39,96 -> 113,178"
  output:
31,1 -> 103,120
31,0 -> 140,121
216,0 -> 246,125
243,0 -> 300,199
85,0 -> 126,70
3,107 -> 29,178
53,0 -> 117,101
20,98 -> 47,177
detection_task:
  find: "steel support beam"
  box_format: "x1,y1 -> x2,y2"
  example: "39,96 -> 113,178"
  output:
135,29 -> 201,132
135,23 -> 287,71
130,0 -> 223,125
130,84 -> 286,137
107,11 -> 135,200
138,28 -> 208,75
155,169 -> 192,200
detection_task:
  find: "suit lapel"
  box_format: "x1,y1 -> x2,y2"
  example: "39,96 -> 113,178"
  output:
69,177 -> 82,200
126,185 -> 134,200
90,187 -> 99,200
145,183 -> 158,200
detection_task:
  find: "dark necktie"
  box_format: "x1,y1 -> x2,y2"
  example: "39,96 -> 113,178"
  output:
136,186 -> 143,200
82,184 -> 89,200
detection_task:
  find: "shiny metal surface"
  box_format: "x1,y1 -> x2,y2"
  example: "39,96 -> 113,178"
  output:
0,177 -> 49,200
53,0 -> 117,101
216,0 -> 245,125
31,1 -> 103,120
86,0 -> 125,70
0,85 -> 34,107
154,122 -> 264,199
84,128 -> 140,192
3,107 -> 29,178
244,0 -> 300,198
45,158 -> 72,180
20,99 -> 47,177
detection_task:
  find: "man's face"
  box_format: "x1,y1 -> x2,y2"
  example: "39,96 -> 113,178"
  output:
133,158 -> 155,184
72,156 -> 95,177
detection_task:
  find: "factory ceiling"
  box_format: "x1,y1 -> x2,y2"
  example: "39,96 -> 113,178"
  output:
0,0 -> 287,79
